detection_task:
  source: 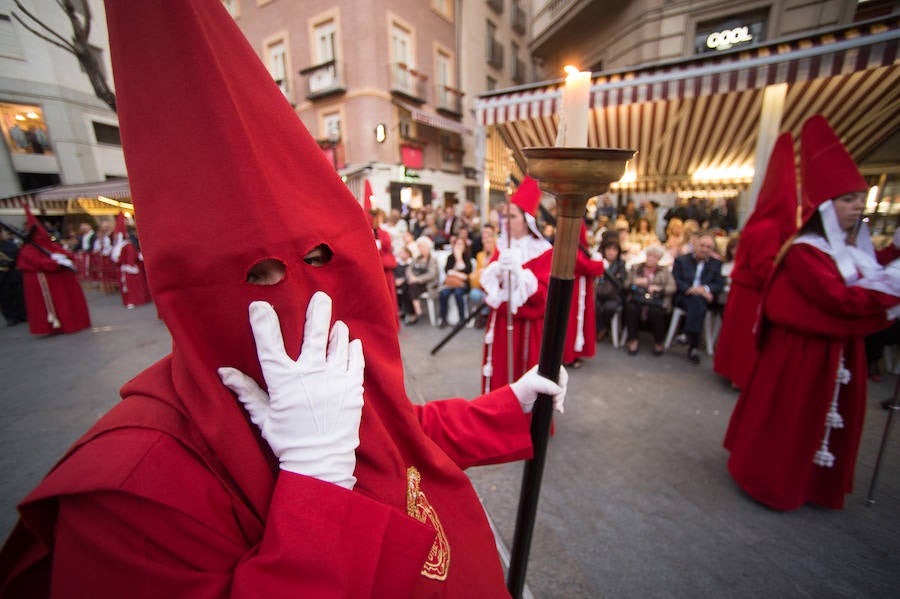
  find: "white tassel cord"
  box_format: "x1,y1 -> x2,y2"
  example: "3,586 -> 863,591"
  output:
36,272 -> 61,329
813,352 -> 850,468
482,311 -> 497,394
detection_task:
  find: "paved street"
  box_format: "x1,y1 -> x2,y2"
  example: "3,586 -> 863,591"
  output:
1,288 -> 899,598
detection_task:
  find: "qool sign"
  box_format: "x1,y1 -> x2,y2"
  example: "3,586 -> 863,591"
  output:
706,26 -> 754,51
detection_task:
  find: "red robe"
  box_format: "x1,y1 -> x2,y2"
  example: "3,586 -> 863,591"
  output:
724,243 -> 897,510
481,249 -> 552,393
16,246 -> 90,335
0,357 -> 533,597
116,243 -> 152,307
713,221 -> 783,389
563,250 -> 604,364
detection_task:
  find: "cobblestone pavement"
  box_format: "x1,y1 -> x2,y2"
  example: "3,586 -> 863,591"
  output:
1,288 -> 898,598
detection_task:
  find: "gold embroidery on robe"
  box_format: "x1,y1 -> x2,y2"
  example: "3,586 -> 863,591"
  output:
406,466 -> 450,581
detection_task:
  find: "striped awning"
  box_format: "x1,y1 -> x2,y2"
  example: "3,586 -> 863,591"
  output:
395,100 -> 471,136
475,17 -> 900,192
0,179 -> 132,216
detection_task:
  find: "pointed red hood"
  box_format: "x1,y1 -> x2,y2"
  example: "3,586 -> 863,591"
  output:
363,180 -> 374,212
106,0 -> 416,517
744,132 -> 798,240
23,205 -> 58,252
800,115 -> 867,223
510,176 -> 541,216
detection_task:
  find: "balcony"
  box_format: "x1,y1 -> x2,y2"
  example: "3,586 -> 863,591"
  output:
435,85 -> 464,116
299,60 -> 346,100
512,2 -> 526,35
487,39 -> 504,69
487,0 -> 503,15
389,62 -> 427,104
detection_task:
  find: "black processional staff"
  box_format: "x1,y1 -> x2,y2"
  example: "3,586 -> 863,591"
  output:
506,147 -> 634,598
865,372 -> 899,505
0,222 -> 78,273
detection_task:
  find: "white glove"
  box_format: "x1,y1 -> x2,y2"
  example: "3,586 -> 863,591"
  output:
498,248 -> 525,279
510,365 -> 568,414
888,303 -> 900,320
218,292 -> 365,490
50,252 -> 74,270
120,264 -> 140,275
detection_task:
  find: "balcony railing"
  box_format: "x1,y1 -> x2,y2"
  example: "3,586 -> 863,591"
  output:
487,39 -> 504,69
436,85 -> 464,115
299,60 -> 346,99
389,62 -> 427,103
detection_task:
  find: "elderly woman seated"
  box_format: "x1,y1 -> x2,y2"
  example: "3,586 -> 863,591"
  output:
623,245 -> 676,356
401,236 -> 440,325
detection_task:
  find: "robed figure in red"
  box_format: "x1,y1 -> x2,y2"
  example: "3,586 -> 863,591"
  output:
713,133 -> 798,389
563,224 -> 605,368
16,206 -> 90,335
480,177 -> 553,392
111,212 -> 152,308
0,2 -> 567,596
724,115 -> 900,510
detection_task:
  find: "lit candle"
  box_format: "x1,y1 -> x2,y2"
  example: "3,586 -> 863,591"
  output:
555,65 -> 591,147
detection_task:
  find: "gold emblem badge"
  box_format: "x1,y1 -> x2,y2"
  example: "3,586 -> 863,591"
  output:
406,467 -> 450,581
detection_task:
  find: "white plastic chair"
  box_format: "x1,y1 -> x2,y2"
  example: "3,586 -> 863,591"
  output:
663,306 -> 718,355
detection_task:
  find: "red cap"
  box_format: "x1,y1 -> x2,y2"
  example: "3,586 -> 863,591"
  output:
106,0 -> 420,515
744,132 -> 798,240
800,115 -> 867,222
510,176 -> 541,216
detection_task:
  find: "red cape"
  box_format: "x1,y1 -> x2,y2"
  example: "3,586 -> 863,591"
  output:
563,250 -> 604,363
724,243 -> 895,510
16,245 -> 90,335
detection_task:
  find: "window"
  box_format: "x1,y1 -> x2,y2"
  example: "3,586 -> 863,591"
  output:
0,14 -> 23,60
314,19 -> 336,64
391,22 -> 412,68
437,48 -> 451,90
431,0 -> 454,20
323,112 -> 342,142
266,38 -> 289,97
486,21 -> 503,69
486,76 -> 497,91
511,0 -> 526,34
92,122 -> 121,146
0,103 -> 52,155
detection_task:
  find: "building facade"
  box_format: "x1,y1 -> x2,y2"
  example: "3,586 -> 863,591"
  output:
0,0 -> 125,215
475,0 -> 899,226
229,0 -> 535,216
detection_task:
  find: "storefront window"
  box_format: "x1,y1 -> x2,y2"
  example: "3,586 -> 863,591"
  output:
0,102 -> 52,155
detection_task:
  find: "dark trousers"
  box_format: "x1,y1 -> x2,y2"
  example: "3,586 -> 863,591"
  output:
675,293 -> 710,340
596,297 -> 621,332
623,301 -> 666,343
439,287 -> 467,321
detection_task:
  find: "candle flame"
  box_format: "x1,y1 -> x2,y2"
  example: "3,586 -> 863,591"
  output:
563,65 -> 581,76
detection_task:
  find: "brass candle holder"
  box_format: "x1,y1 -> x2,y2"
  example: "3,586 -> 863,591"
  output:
507,146 -> 635,599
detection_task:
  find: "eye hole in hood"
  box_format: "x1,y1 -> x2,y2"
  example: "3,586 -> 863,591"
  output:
303,243 -> 333,267
246,258 -> 286,285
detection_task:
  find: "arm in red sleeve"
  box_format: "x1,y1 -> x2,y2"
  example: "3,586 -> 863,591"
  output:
379,230 -> 398,270
15,245 -> 60,273
413,386 -> 533,470
574,252 -> 604,278
772,244 -> 894,337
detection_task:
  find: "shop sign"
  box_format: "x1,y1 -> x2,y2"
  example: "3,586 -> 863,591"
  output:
706,26 -> 753,51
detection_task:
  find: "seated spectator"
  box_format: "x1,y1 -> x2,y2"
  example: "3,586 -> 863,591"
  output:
401,236 -> 439,325
595,240 -> 626,342
623,245 -> 675,356
629,217 -> 660,251
393,245 -> 413,320
469,224 -> 497,328
664,217 -> 684,260
672,234 -> 724,364
438,238 -> 473,328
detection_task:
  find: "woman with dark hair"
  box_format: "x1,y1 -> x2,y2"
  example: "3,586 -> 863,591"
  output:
437,237 -> 473,328
594,240 -> 626,342
725,116 -> 900,511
